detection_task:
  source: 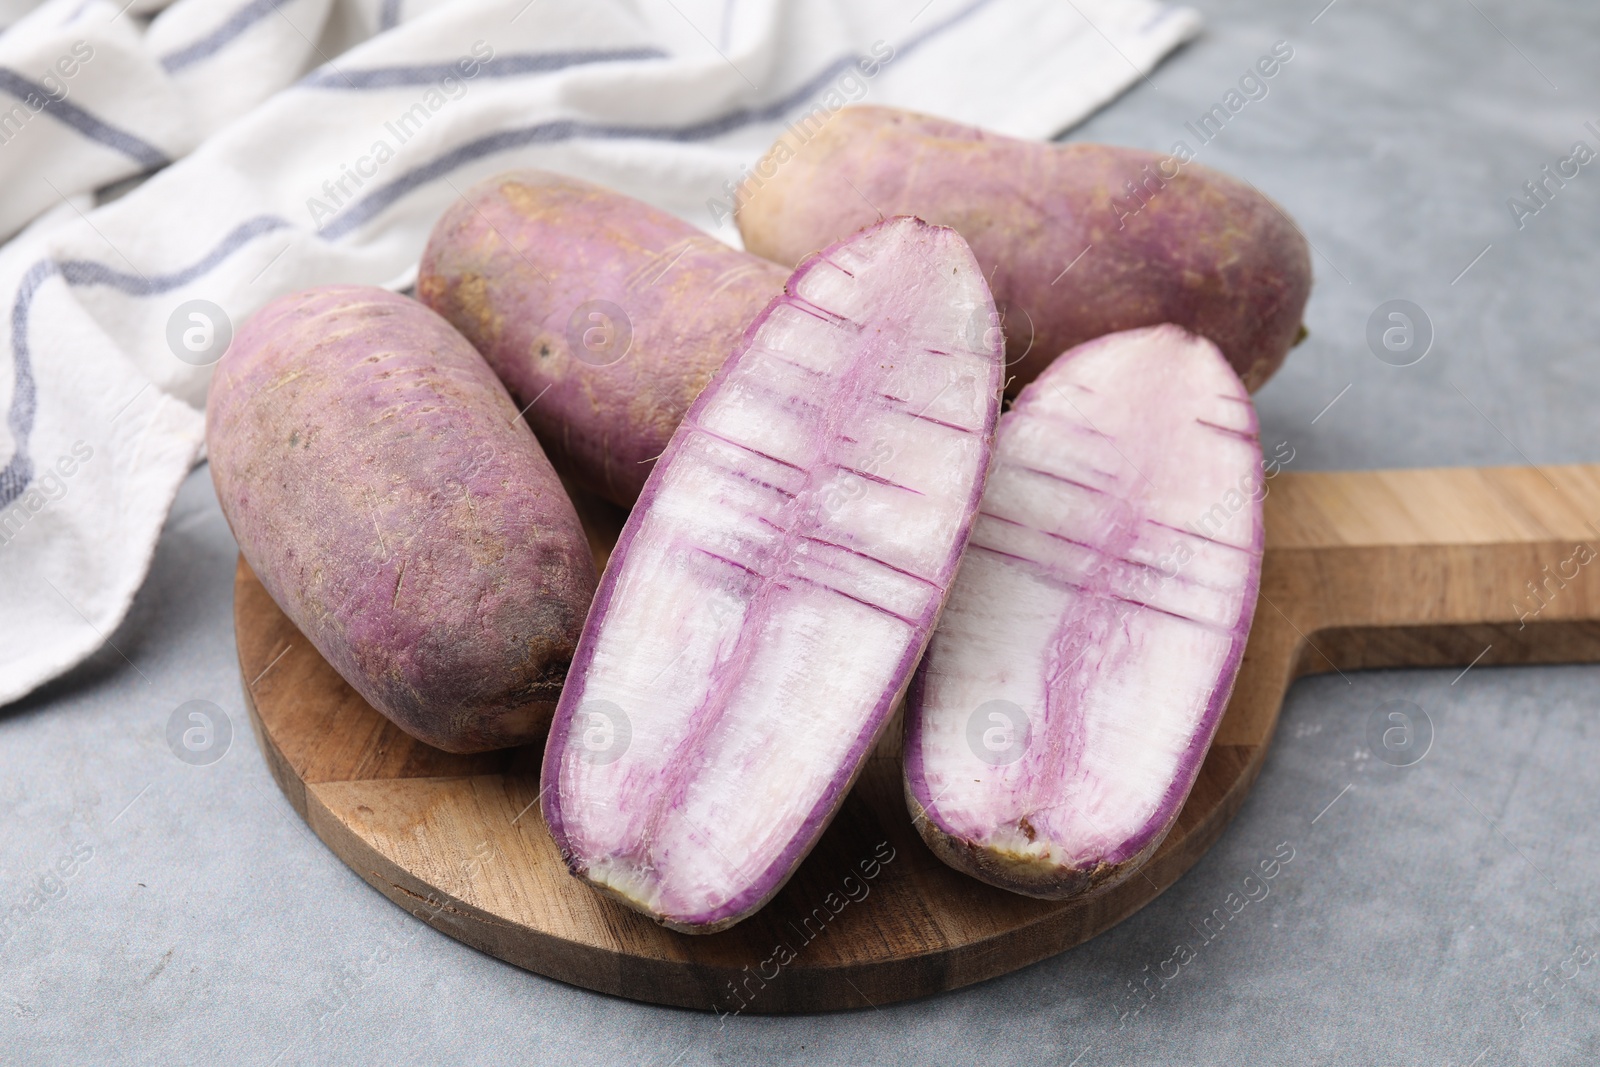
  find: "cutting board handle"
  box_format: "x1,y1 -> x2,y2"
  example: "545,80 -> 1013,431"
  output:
1219,464 -> 1600,745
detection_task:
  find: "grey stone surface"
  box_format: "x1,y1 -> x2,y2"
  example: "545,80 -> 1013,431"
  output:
3,1 -> 1598,1063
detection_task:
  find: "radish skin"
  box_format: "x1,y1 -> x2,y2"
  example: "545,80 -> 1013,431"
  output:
206,286 -> 597,754
904,325 -> 1264,900
418,171 -> 787,507
541,217 -> 1003,933
738,106 -> 1311,394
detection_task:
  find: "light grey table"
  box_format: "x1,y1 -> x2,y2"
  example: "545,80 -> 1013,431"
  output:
4,2 -> 1598,1063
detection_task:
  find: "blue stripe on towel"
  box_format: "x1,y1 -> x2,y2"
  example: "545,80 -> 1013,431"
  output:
57,215 -> 292,295
0,216 -> 290,509
0,262 -> 51,510
0,70 -> 169,168
160,0 -> 291,74
317,0 -> 991,239
298,47 -> 669,90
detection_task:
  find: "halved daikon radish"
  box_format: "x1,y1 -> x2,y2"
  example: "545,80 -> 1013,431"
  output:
542,217 -> 1003,933
905,325 -> 1264,900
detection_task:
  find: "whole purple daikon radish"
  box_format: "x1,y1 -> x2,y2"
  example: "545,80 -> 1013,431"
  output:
905,325 -> 1264,900
207,286 -> 597,754
541,216 -> 1004,933
418,171 -> 787,508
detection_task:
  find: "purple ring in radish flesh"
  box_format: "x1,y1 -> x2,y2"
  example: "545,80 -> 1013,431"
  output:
904,324 -> 1264,900
541,216 -> 1004,933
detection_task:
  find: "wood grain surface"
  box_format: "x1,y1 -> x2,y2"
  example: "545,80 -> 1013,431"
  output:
235,464 -> 1600,1013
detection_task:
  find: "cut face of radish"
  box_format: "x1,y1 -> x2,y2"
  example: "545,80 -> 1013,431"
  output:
542,217 -> 1003,933
904,325 -> 1264,900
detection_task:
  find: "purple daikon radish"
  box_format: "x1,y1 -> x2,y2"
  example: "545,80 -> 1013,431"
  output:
904,325 -> 1264,900
541,216 -> 1004,933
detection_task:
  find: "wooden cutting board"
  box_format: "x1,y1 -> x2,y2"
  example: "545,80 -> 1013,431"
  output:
235,463 -> 1600,1013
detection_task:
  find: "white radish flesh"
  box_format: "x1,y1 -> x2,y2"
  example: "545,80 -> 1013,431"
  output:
904,325 -> 1264,900
542,217 -> 1003,932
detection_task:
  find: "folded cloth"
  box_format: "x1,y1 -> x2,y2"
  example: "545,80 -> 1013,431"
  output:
0,0 -> 1199,707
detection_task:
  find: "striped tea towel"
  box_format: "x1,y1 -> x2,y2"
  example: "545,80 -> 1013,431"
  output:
0,0 -> 1199,706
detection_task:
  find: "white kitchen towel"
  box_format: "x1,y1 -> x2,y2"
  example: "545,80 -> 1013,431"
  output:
0,0 -> 1200,707
0,0 -> 477,242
